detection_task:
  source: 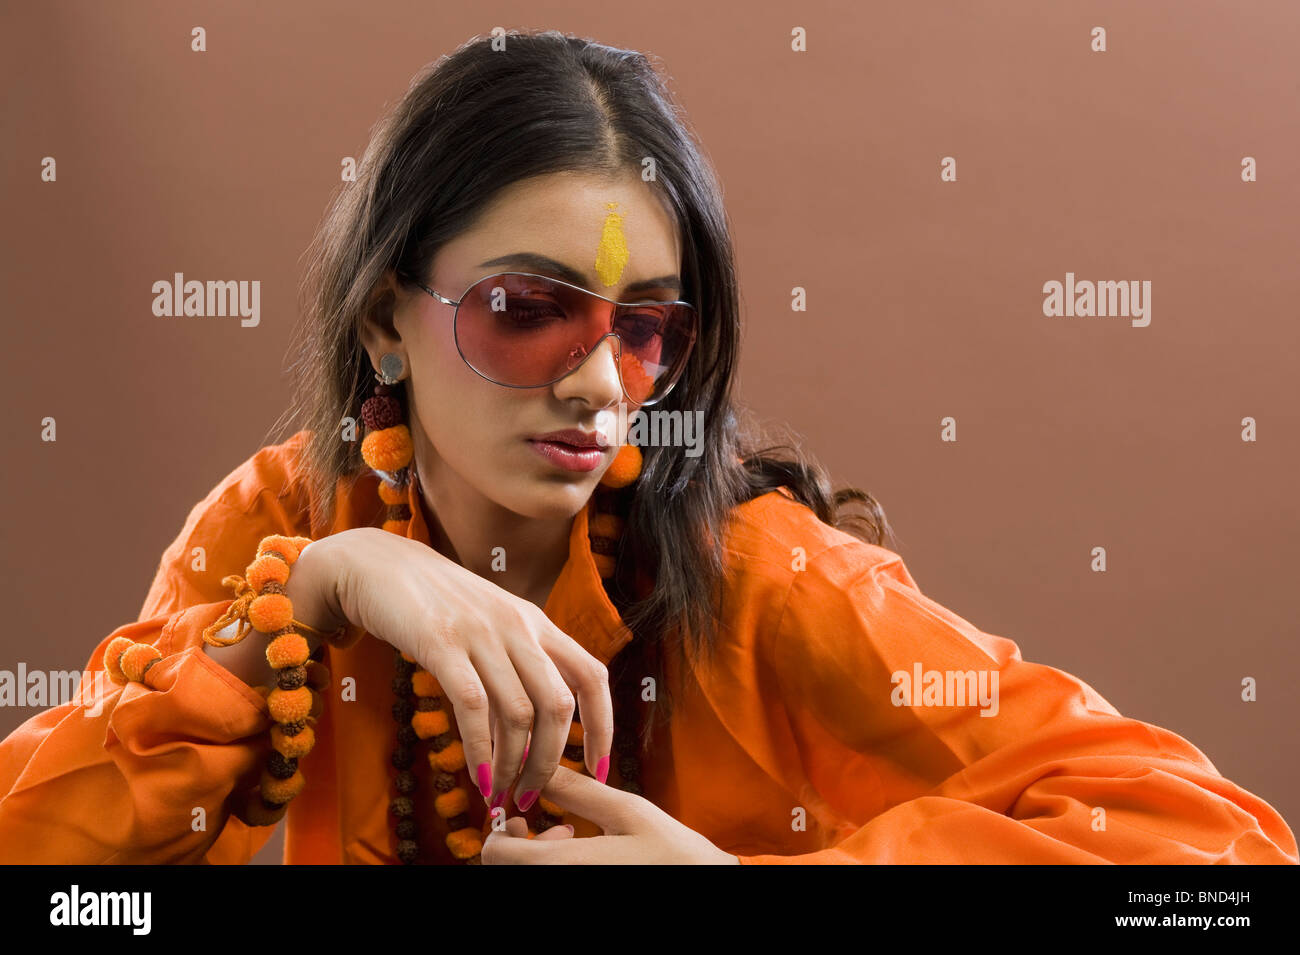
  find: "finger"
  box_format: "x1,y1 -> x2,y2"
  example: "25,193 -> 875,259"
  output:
537,629 -> 613,784
465,640 -> 533,808
503,637 -> 575,810
534,765 -> 639,834
504,814 -> 529,838
535,823 -> 574,841
484,830 -> 621,865
424,646 -> 495,804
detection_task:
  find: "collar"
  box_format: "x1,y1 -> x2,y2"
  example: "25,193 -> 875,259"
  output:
403,467 -> 635,666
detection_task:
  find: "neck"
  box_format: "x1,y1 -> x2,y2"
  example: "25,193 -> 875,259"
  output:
410,448 -> 573,612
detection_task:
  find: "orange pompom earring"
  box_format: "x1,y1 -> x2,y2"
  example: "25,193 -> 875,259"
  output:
598,442 -> 642,489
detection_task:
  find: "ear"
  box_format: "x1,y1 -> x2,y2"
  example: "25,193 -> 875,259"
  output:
358,268 -> 406,367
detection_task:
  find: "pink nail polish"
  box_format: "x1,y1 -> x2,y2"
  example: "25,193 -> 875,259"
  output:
595,754 -> 610,785
476,762 -> 493,799
563,824 -> 575,835
491,789 -> 508,811
517,789 -> 539,812
521,744 -> 530,763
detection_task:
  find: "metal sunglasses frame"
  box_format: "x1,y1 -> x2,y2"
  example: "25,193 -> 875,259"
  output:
397,269 -> 699,406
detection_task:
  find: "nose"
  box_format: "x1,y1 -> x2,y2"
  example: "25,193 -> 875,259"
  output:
551,333 -> 624,409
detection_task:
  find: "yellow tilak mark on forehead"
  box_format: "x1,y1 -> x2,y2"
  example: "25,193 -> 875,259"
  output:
594,202 -> 629,287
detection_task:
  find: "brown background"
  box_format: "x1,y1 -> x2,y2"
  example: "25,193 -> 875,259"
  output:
2,1 -> 1296,865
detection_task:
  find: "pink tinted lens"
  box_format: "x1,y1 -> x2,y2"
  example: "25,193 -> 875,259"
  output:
455,273 -> 696,403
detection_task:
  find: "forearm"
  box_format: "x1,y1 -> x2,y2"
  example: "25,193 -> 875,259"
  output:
202,539 -> 346,688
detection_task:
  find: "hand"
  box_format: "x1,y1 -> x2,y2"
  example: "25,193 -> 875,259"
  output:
303,528 -> 614,812
480,766 -> 741,864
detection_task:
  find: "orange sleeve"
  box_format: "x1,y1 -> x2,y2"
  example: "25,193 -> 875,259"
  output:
0,437 -> 313,864
736,542 -> 1299,864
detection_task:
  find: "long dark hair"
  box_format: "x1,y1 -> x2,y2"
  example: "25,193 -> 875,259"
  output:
267,29 -> 897,757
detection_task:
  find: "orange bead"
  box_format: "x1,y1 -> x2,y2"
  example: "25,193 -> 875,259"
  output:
566,722 -> 584,746
245,554 -> 290,591
598,442 -> 642,488
248,593 -> 293,634
361,424 -> 413,473
265,633 -> 310,669
446,828 -> 483,860
120,643 -> 162,683
434,787 -> 470,818
261,769 -> 305,804
430,739 -> 466,773
411,669 -> 442,697
559,756 -> 584,773
377,481 -> 405,505
267,686 -> 312,723
538,797 -> 565,817
272,723 -> 315,759
381,519 -> 408,535
412,709 -> 449,739
104,636 -> 135,684
258,535 -> 302,564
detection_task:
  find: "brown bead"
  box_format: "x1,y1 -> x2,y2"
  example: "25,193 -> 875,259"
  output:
430,731 -> 454,750
414,696 -> 439,712
266,751 -> 298,779
396,818 -> 417,840
392,699 -> 415,723
362,394 -> 403,431
391,675 -> 414,696
396,839 -> 419,864
280,719 -> 306,737
446,813 -> 469,831
397,724 -> 417,748
619,755 -> 639,779
395,770 -> 416,794
432,771 -> 456,794
277,666 -> 307,690
393,655 -> 416,678
391,746 -> 414,770
389,796 -> 414,818
563,744 -> 584,762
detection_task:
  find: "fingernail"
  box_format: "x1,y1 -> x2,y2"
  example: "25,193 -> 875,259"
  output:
595,754 -> 610,785
521,744 -> 529,763
563,824 -> 574,835
490,789 -> 508,811
476,762 -> 493,800
516,789 -> 539,812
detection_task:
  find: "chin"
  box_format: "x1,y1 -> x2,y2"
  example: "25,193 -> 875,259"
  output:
506,478 -> 598,521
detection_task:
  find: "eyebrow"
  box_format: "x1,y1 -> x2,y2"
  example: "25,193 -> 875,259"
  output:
476,252 -> 682,297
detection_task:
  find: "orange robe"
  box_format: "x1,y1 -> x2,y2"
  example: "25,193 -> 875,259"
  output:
0,430 -> 1295,864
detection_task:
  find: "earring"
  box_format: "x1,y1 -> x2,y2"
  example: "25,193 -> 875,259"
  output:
360,353 -> 414,503
598,442 -> 642,488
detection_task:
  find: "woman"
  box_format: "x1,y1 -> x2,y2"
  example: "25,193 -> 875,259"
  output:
1,30 -> 1294,865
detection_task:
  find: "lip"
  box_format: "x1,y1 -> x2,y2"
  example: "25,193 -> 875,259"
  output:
530,428 -> 609,449
526,429 -> 610,473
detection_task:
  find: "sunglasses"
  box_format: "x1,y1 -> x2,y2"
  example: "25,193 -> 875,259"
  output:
397,270 -> 699,406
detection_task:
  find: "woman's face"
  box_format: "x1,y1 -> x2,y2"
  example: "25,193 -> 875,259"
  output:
364,169 -> 684,521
